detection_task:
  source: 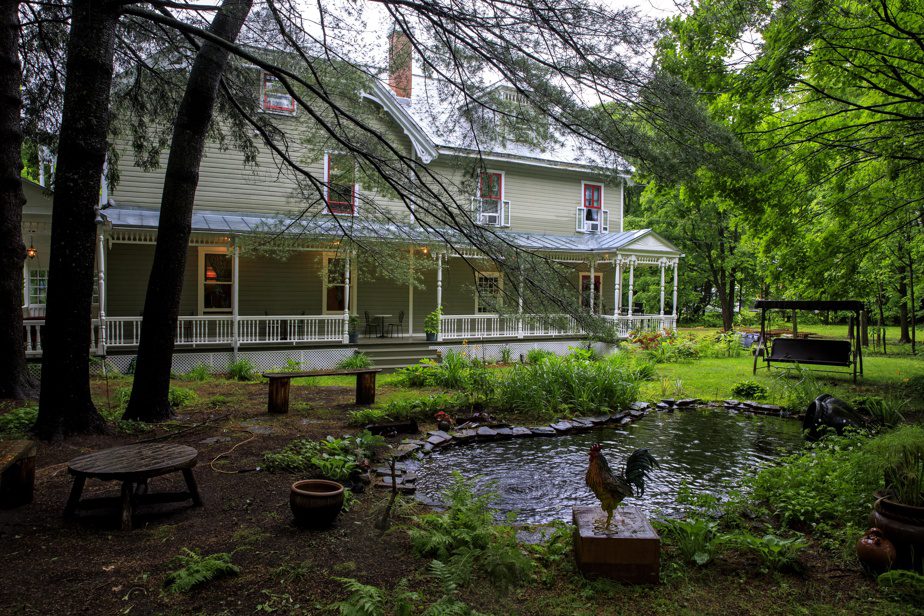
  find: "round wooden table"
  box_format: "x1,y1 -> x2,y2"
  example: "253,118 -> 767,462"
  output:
65,443 -> 202,530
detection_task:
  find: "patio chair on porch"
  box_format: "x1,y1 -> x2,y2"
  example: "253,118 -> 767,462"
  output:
363,311 -> 380,338
387,311 -> 405,338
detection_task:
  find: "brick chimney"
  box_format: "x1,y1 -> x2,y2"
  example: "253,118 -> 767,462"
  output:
388,25 -> 412,99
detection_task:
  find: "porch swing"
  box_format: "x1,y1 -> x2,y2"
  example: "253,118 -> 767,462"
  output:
752,300 -> 864,383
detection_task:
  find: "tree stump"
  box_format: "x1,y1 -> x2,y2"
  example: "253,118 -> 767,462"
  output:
0,440 -> 36,508
267,377 -> 291,414
356,371 -> 377,405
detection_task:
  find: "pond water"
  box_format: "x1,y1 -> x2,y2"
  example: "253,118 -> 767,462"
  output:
413,409 -> 804,524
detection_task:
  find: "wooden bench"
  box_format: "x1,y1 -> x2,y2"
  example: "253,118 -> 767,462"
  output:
65,443 -> 202,531
262,369 -> 382,414
0,440 -> 36,508
756,337 -> 857,382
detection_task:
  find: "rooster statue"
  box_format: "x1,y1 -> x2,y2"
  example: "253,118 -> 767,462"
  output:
585,444 -> 659,529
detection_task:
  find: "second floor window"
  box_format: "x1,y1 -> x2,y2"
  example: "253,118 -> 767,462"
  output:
583,183 -> 602,210
326,153 -> 357,215
261,72 -> 296,114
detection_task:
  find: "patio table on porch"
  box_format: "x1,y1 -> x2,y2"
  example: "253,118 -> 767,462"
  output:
373,315 -> 391,338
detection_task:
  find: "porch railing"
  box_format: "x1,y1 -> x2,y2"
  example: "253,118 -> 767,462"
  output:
439,313 -> 582,340
238,316 -> 344,344
601,314 -> 676,337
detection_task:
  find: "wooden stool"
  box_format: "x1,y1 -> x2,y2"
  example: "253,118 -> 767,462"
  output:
65,443 -> 202,530
0,440 -> 37,508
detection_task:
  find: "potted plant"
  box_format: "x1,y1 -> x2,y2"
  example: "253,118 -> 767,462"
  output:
871,438 -> 924,569
347,315 -> 359,344
424,306 -> 442,342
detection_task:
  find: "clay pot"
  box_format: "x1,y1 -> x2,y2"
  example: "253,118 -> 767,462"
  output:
856,528 -> 896,574
870,495 -> 924,570
290,479 -> 344,528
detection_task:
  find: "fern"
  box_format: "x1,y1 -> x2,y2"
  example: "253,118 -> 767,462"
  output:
163,549 -> 239,593
330,577 -> 386,616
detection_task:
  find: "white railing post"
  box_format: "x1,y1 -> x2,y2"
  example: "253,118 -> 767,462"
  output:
232,240 -> 240,358
589,259 -> 595,315
613,257 -> 621,317
517,266 -> 524,339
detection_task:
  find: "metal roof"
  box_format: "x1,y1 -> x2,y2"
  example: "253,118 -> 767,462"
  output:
102,206 -> 678,255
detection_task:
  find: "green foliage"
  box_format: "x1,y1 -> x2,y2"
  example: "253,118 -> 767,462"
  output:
852,395 -> 907,428
281,358 -> 301,372
262,431 -> 385,479
768,366 -> 822,411
329,577 -> 387,616
656,517 -> 722,566
0,406 -> 37,438
168,386 -> 198,408
338,352 -> 374,370
731,380 -> 768,400
425,307 -> 442,335
348,393 -> 463,426
878,570 -> 924,605
163,549 -> 239,593
883,447 -> 924,507
726,532 -> 808,573
525,348 -> 554,364
227,359 -> 256,381
492,353 -> 642,419
408,473 -> 533,589
393,360 -> 438,387
183,363 -> 211,381
499,346 -> 512,364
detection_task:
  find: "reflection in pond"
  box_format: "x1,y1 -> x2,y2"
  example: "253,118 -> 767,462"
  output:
414,409 -> 804,524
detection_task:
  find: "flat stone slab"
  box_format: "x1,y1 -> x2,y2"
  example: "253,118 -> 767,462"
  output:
572,506 -> 660,584
476,426 -> 498,439
427,430 -> 451,440
510,426 -> 533,438
530,426 -> 557,436
655,402 -> 671,411
676,398 -> 700,407
493,427 -> 514,439
449,429 -> 478,442
631,401 -> 650,411
551,421 -> 573,432
629,409 -> 645,418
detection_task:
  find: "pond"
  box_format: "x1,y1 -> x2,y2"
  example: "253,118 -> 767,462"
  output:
413,409 -> 804,524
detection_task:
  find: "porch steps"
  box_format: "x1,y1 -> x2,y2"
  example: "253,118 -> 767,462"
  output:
356,342 -> 439,371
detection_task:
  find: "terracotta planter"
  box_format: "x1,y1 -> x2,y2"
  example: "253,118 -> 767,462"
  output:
870,495 -> 924,569
290,479 -> 344,528
856,528 -> 896,574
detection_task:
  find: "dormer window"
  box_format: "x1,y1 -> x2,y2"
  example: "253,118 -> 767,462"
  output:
325,153 -> 357,215
261,72 -> 296,114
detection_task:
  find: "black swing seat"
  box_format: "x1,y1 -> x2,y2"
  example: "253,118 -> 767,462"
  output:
766,338 -> 852,367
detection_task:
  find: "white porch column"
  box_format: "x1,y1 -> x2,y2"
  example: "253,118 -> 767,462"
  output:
436,253 -> 443,341
342,255 -> 351,344
659,258 -> 666,329
627,257 -> 636,318
672,259 -> 679,328
517,265 -> 524,339
589,259 -> 595,315
96,224 -> 107,356
408,249 -> 414,336
232,239 -> 240,357
613,257 -> 621,317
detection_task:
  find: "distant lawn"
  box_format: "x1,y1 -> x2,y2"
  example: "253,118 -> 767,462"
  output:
640,352 -> 924,410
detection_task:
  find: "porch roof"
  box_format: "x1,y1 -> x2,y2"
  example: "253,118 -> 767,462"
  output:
101,206 -> 679,256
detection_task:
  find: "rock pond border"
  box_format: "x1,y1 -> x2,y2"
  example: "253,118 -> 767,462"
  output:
373,399 -> 797,492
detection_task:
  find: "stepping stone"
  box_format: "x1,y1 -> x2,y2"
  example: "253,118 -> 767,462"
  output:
756,404 -> 783,413
427,433 -> 452,447
629,409 -> 646,418
619,416 -> 634,425
550,421 -> 573,432
510,426 -> 533,438
655,402 -> 671,411
450,429 -> 478,442
476,426 -> 498,439
631,401 -> 650,411
427,430 -> 452,440
660,399 -> 676,407
676,398 -> 700,407
422,443 -> 435,453
494,427 -> 514,439
392,443 -> 420,459
571,418 -> 595,428
724,399 -> 739,407
740,401 -> 758,408
530,426 -> 557,436
199,436 -> 232,445
401,439 -> 426,446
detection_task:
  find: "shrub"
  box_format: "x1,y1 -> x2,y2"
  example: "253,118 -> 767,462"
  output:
164,549 -> 239,593
525,348 -> 555,364
499,346 -> 512,364
392,360 -> 437,387
227,358 -> 256,381
0,406 -> 38,438
262,431 -> 386,478
348,393 -> 465,426
726,532 -> 808,573
168,386 -> 199,408
852,395 -> 907,428
408,473 -> 533,589
183,363 -> 211,381
337,352 -> 373,370
656,517 -> 722,566
768,366 -> 822,411
731,380 -> 768,400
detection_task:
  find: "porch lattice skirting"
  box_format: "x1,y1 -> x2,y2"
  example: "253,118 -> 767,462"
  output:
431,340 -> 619,363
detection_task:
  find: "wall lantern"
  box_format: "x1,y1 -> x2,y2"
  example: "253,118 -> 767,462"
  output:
26,236 -> 37,260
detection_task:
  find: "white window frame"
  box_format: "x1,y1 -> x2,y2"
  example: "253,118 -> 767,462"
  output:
260,71 -> 296,115
474,272 -> 503,314
475,169 -> 508,227
24,265 -> 48,308
321,253 -> 357,315
197,247 -> 233,315
323,152 -> 359,216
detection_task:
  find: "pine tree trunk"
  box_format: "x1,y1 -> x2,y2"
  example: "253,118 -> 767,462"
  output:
124,0 -> 252,422
33,0 -> 117,438
0,1 -> 34,400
